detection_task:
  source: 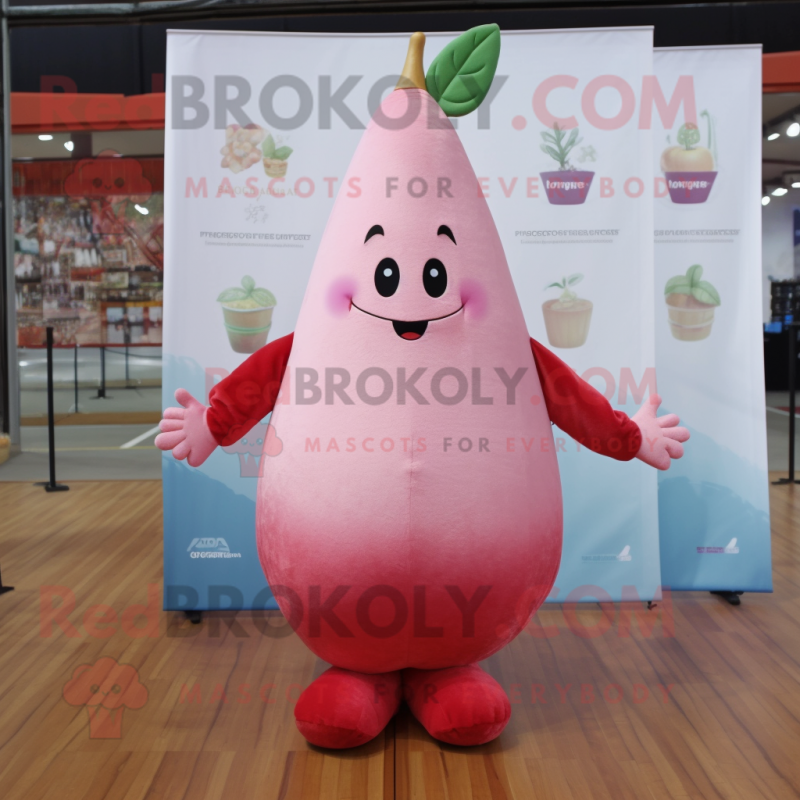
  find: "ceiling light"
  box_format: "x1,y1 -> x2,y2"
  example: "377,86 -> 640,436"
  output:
768,132 -> 780,141
38,134 -> 53,141
772,187 -> 788,196
134,204 -> 149,215
793,182 -> 800,189
762,196 -> 771,206
787,122 -> 800,137
64,141 -> 74,152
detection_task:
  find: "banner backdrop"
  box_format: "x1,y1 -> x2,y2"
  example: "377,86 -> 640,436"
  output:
489,28 -> 659,603
163,27 -> 659,610
653,46 -> 772,592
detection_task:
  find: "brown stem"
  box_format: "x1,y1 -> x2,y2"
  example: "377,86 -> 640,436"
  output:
396,32 -> 426,91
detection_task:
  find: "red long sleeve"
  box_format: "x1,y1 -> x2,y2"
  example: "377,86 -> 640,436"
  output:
530,338 -> 641,461
206,332 -> 294,446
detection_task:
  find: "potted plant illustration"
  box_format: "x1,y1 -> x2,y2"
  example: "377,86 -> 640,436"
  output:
220,124 -> 265,174
217,275 -> 277,354
262,134 -> 294,178
664,264 -> 720,341
542,273 -> 593,348
660,112 -> 717,203
539,123 -> 594,205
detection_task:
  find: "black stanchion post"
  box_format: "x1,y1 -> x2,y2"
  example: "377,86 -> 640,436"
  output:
0,566 -> 13,596
773,320 -> 800,485
35,327 -> 68,493
97,346 -> 106,398
73,343 -> 79,413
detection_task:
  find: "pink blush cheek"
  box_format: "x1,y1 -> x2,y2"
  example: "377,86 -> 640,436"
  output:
460,279 -> 488,321
326,277 -> 357,318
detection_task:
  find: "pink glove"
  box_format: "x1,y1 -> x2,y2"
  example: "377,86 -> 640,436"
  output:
155,388 -> 218,468
632,393 -> 690,471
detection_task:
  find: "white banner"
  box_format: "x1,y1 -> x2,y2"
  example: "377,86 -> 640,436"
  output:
653,46 -> 771,592
163,27 -> 660,608
475,28 -> 659,602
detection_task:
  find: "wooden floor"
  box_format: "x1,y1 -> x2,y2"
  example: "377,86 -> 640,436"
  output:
0,479 -> 798,800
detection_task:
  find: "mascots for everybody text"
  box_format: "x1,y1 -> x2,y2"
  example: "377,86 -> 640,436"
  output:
158,27 -> 689,749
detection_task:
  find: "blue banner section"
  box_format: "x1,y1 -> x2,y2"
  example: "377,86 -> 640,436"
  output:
162,354 -> 278,610
546,399 -> 661,604
657,422 -> 772,593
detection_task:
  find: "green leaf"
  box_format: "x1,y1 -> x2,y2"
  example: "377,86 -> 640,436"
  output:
566,273 -> 583,286
664,276 -> 692,295
250,288 -> 277,307
541,131 -> 558,144
425,24 -> 501,117
542,145 -> 561,162
217,288 -> 248,303
692,281 -> 721,306
272,146 -> 293,161
261,134 -> 276,158
545,281 -> 564,290
241,275 -> 256,293
565,128 -> 579,149
686,264 -> 703,286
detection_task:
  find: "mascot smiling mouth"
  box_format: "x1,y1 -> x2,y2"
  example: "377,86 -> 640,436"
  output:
350,302 -> 464,340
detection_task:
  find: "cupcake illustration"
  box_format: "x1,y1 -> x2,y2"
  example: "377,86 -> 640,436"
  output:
221,124 -> 265,173
217,275 -> 276,354
542,274 -> 593,348
661,111 -> 717,204
262,134 -> 293,178
540,123 -> 594,205
664,264 -> 720,341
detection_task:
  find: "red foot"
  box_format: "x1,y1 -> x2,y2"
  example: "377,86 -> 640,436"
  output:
294,666 -> 401,749
403,664 -> 511,746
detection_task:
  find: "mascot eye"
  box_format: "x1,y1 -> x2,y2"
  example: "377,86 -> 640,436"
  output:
111,684 -> 121,694
423,259 -> 447,298
92,178 -> 103,188
374,258 -> 399,297
115,177 -> 125,188
90,684 -> 100,693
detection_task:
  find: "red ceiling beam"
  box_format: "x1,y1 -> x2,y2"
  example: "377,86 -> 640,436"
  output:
11,92 -> 165,133
763,52 -> 800,93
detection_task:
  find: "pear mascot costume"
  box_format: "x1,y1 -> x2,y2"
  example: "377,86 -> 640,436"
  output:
158,27 -> 689,749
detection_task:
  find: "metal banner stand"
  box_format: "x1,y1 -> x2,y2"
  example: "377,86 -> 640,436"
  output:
0,565 -> 12,596
34,327 -> 69,493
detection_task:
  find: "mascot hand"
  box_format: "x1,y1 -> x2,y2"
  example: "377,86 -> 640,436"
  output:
155,388 -> 218,467
632,393 -> 690,471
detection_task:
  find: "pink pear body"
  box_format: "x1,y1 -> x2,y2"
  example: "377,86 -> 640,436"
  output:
257,90 -> 563,672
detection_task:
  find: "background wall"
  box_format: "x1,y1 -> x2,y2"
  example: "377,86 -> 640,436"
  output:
10,0 -> 800,94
